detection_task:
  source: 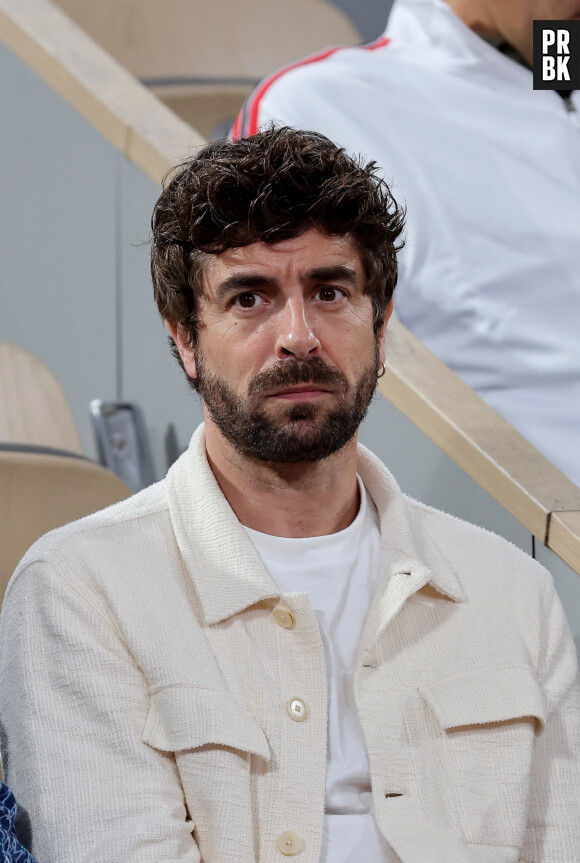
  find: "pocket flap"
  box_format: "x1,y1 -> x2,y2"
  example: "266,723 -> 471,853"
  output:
142,685 -> 271,759
421,666 -> 545,733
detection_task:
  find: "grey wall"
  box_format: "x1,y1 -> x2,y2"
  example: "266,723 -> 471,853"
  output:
2,37 -> 580,653
1,43 -> 118,454
0,41 -> 204,465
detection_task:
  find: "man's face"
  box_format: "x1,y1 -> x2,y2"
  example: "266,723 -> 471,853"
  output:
169,227 -> 390,464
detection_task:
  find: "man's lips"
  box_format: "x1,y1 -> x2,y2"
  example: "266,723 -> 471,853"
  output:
268,384 -> 331,400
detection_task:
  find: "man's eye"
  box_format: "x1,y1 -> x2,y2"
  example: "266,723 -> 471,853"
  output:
235,292 -> 263,308
316,287 -> 343,302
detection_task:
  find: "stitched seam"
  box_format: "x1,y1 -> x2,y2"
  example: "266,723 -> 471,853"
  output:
5,498 -> 169,601
467,841 -> 519,849
405,495 -> 549,569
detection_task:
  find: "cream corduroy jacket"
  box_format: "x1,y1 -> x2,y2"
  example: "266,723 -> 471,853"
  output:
0,425 -> 579,863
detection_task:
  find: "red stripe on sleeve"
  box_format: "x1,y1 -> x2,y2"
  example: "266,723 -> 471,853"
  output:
230,111 -> 243,140
233,35 -> 391,139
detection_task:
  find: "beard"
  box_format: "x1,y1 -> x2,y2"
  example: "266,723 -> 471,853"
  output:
194,346 -> 379,464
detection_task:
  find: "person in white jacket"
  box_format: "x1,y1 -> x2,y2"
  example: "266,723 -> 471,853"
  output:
0,128 -> 579,863
233,0 -> 580,489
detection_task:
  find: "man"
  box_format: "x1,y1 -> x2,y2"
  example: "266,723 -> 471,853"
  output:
0,128 -> 579,863
233,0 -> 580,488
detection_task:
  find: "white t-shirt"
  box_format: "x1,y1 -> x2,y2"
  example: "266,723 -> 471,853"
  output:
244,479 -> 400,863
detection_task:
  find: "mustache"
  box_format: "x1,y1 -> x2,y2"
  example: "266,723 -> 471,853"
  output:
248,358 -> 349,396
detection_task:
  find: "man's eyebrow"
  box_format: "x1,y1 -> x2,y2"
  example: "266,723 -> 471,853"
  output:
304,265 -> 359,286
212,265 -> 359,303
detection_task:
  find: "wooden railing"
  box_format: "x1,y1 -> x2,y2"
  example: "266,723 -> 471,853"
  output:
1,0 -> 579,575
0,0 -> 205,184
380,322 -> 580,573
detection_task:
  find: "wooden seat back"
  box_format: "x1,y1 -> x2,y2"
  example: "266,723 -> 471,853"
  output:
0,449 -> 131,603
0,342 -> 83,454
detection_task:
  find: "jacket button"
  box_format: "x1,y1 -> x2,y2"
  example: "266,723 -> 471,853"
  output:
276,831 -> 303,855
286,697 -> 308,722
272,606 -> 296,629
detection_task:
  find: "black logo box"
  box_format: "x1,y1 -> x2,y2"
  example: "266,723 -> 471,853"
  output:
533,20 -> 580,89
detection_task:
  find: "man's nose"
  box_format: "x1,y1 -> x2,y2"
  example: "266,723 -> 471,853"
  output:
275,299 -> 321,360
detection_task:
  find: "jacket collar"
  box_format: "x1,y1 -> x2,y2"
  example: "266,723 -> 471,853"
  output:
357,445 -> 465,600
166,424 -> 280,625
166,424 -> 466,626
356,445 -> 466,644
386,0 -> 533,89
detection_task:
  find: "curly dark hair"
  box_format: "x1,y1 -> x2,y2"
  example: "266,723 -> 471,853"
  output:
151,126 -> 405,360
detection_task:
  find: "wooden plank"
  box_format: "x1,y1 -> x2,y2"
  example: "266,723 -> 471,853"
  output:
0,0 -> 204,184
51,0 -> 360,81
0,342 -> 82,454
548,512 -> 580,575
380,319 -> 580,543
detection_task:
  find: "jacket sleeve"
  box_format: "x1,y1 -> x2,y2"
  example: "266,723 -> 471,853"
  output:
0,559 -> 201,863
231,64 -> 333,140
520,575 -> 580,862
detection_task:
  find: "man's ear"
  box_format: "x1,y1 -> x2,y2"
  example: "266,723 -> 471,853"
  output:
165,320 -> 197,379
377,299 -> 393,366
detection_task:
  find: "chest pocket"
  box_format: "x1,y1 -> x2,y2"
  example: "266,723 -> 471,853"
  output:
421,666 -> 545,850
142,684 -> 270,758
143,685 -> 270,863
